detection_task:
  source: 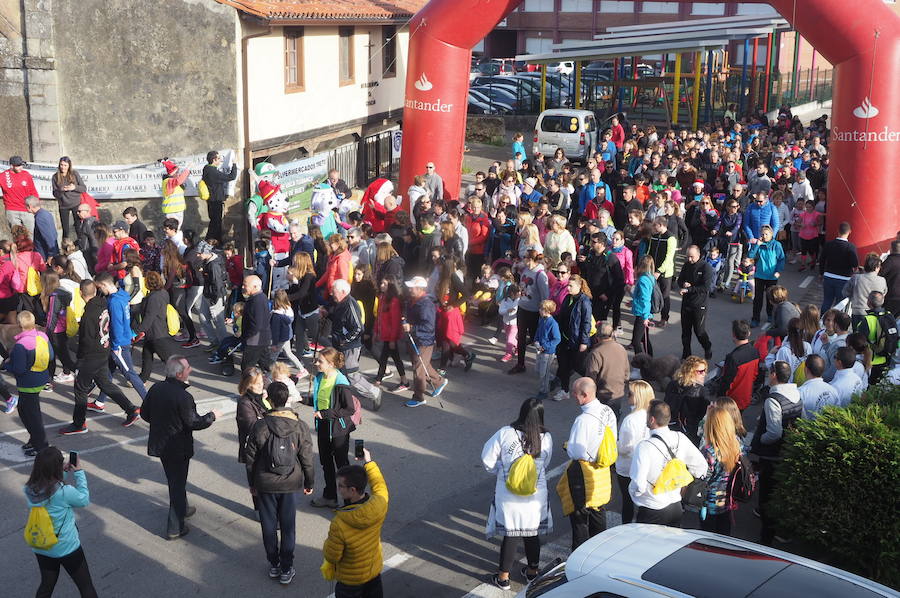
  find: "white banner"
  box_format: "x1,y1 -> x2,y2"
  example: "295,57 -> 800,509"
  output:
0,150 -> 235,200
249,153 -> 329,215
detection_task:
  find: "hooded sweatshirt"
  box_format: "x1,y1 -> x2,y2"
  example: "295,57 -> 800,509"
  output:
24,470 -> 89,558
8,328 -> 53,392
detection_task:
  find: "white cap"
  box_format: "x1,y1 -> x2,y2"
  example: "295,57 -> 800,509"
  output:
524,177 -> 537,188
404,276 -> 428,289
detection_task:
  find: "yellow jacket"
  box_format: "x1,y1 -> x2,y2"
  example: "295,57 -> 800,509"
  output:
323,461 -> 389,586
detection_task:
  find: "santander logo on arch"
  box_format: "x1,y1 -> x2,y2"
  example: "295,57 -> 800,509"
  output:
414,73 -> 433,92
852,97 -> 879,119
832,96 -> 900,143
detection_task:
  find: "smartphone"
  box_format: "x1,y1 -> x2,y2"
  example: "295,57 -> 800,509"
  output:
69,451 -> 78,468
354,439 -> 364,460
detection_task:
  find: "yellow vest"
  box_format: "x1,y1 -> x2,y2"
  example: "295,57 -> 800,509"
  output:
162,179 -> 186,214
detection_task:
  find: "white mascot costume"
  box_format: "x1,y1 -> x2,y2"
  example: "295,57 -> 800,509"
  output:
257,180 -> 291,292
309,183 -> 341,239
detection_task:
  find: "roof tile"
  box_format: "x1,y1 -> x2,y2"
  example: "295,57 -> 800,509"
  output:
217,0 -> 427,21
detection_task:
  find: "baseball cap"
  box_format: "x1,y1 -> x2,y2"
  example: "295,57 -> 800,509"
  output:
9,156 -> 24,166
197,240 -> 215,256
404,276 -> 428,289
587,219 -> 601,228
112,220 -> 129,232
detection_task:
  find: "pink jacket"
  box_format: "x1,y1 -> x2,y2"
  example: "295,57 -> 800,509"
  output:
613,246 -> 635,286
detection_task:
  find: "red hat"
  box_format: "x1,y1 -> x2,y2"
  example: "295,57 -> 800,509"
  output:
162,160 -> 178,175
258,179 -> 281,201
693,179 -> 705,187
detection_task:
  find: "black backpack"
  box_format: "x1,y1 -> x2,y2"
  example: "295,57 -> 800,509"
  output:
264,420 -> 296,476
870,313 -> 899,358
727,453 -> 757,506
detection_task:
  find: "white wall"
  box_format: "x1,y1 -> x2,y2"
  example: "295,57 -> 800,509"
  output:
525,37 -> 554,54
522,0 -> 555,11
641,2 -> 679,13
561,0 -> 593,10
599,1 -> 635,12
246,25 -> 409,145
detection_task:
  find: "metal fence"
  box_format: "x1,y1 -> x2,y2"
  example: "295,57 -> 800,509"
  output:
327,141 -> 358,189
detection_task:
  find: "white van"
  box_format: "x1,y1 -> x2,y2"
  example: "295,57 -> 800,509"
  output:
533,109 -> 598,163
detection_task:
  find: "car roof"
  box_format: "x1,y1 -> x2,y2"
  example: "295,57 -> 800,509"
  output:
539,109 -> 595,118
567,524 -> 898,597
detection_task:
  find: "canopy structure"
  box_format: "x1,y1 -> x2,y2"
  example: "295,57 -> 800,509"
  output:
515,15 -> 791,128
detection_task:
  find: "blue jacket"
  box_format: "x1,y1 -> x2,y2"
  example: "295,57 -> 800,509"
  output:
558,292 -> 592,349
33,208 -> 59,259
107,289 -> 134,349
577,181 -> 613,215
406,294 -> 438,347
535,314 -> 561,354
748,239 -> 785,280
743,201 -> 780,241
521,189 -> 544,206
24,470 -> 89,558
633,273 -> 655,319
270,311 -> 293,345
6,328 -> 53,392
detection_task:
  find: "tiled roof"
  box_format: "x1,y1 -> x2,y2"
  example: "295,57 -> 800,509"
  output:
217,0 -> 427,21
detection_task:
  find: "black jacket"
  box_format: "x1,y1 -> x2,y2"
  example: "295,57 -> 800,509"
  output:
374,255 -> 405,286
141,378 -> 216,460
245,409 -> 315,493
287,272 -> 318,315
138,289 -> 171,340
242,292 -> 272,347
202,163 -> 238,203
200,255 -> 228,302
236,391 -> 269,463
582,250 -> 624,297
328,295 -> 363,351
677,260 -> 713,310
878,253 -> 900,313
664,381 -> 711,445
819,238 -> 858,277
77,296 -> 111,359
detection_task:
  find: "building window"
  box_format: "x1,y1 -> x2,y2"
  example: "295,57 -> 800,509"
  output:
383,25 -> 397,78
599,1 -> 635,13
284,28 -> 304,93
339,26 -> 355,86
691,2 -> 725,15
561,0 -> 593,10
641,2 -> 679,13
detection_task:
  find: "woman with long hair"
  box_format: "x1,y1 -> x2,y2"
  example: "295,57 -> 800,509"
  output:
481,398 -> 553,590
694,405 -> 743,535
351,264 -> 377,350
24,446 -> 98,597
436,254 -> 476,372
316,233 -> 350,300
631,255 -> 656,355
308,225 -> 328,278
286,251 -> 320,357
39,271 -> 77,384
236,367 -> 270,516
309,347 -> 357,509
616,380 -> 652,524
122,248 -> 145,329
374,277 -> 409,390
509,250 -> 550,375
553,274 -> 592,401
664,356 -> 712,445
59,238 -> 90,281
373,235 -> 405,286
439,220 -> 464,262
765,317 -> 811,379
797,304 -> 821,344
162,240 -> 198,346
92,223 -> 114,275
51,157 -> 87,241
136,271 -> 180,381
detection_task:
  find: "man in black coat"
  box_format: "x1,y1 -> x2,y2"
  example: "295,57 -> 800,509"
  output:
879,239 -> 900,316
141,355 -> 220,539
677,245 -> 714,359
201,151 -> 238,242
244,381 -> 315,584
240,274 -> 273,374
580,233 -> 625,326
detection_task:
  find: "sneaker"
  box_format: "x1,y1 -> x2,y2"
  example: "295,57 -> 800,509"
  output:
500,353 -> 513,363
185,506 -> 196,518
59,423 -> 88,435
24,446 -> 39,457
309,343 -> 325,351
491,574 -> 511,591
463,352 -> 476,372
310,496 -> 339,508
381,370 -> 394,381
507,364 -> 526,374
22,442 -> 33,452
488,337 -> 498,345
395,381 -> 410,392
552,389 -> 568,401
279,567 -> 296,585
166,526 -> 190,541
53,373 -> 74,384
44,383 -> 53,391
181,339 -> 200,348
123,409 -> 140,427
3,395 -> 17,413
86,401 -> 105,413
405,398 -> 427,408
521,565 -> 540,583
268,566 -> 281,579
208,356 -> 224,364
431,379 -> 448,398
750,319 -> 760,328
302,349 -> 314,358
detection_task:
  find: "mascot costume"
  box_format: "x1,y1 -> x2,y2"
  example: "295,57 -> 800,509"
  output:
360,178 -> 400,234
257,180 -> 291,292
245,161 -> 276,246
309,183 -> 342,239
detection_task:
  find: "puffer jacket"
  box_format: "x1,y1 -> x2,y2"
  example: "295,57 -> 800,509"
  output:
323,461 -> 389,586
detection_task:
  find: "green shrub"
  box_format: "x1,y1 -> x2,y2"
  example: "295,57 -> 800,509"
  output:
774,393 -> 900,588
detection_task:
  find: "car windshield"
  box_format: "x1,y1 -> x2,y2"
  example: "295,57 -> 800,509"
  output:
641,539 -> 885,598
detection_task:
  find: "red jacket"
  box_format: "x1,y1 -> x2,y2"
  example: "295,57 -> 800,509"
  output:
112,236 -> 139,279
719,342 -> 760,411
466,211 -> 491,255
316,249 -> 350,299
226,254 -> 243,285
375,295 -> 402,342
1,169 -> 39,212
584,198 -> 614,220
610,123 -> 626,148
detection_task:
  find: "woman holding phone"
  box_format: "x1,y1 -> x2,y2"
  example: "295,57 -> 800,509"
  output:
24,447 -> 98,597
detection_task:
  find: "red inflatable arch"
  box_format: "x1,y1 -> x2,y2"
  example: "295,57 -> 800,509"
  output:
399,0 -> 900,254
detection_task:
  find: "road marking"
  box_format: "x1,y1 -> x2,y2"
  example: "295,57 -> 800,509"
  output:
799,275 -> 814,288
325,551 -> 411,598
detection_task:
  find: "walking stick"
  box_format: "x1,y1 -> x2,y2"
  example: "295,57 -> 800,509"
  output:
405,326 -> 444,409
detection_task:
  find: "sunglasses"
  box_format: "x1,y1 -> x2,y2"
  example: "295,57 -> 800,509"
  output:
425,165 -> 435,169
553,270 -> 569,275
695,368 -> 707,374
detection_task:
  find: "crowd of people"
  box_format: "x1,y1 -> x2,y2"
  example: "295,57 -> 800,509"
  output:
3,103 -> 900,596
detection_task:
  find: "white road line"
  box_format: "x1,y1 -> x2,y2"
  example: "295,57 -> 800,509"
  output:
798,275 -> 814,288
325,552 -> 411,598
546,461 -> 567,480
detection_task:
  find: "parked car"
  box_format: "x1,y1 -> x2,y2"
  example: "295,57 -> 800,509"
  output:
469,89 -> 513,114
533,108 -> 599,163
546,61 -> 574,76
516,524 -> 897,598
471,85 -> 520,111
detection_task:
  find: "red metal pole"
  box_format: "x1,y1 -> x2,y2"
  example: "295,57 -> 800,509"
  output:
762,32 -> 773,114
750,37 -> 759,112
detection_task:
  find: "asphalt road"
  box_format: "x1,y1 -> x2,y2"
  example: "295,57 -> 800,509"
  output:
0,264 -> 821,598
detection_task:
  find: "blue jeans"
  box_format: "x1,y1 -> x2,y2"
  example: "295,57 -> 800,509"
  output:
821,276 -> 846,313
99,345 -> 147,403
257,491 -> 297,572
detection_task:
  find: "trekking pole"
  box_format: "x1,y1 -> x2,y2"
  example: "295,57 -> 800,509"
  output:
405,326 -> 444,409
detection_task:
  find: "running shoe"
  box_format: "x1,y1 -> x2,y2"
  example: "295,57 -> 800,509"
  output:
53,372 -> 74,384
86,401 -> 105,413
309,343 -> 325,351
59,423 -> 88,436
279,567 -> 296,585
181,339 -> 201,348
491,574 -> 511,591
381,370 -> 394,381
268,567 -> 281,579
404,398 -> 427,408
44,383 -> 52,391
123,409 -> 141,427
3,395 -> 18,413
371,387 -> 382,411
500,353 -> 513,363
302,350 -> 314,358
395,381 -> 410,392
431,379 -> 448,398
24,446 -> 40,457
521,565 -> 539,582
310,497 -> 339,508
552,389 -> 568,402
208,356 -> 224,364
487,337 -> 498,345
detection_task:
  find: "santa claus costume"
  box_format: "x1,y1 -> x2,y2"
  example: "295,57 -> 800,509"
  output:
360,178 -> 400,234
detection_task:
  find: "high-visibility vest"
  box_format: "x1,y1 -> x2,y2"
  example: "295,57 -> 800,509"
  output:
864,314 -> 888,366
162,179 -> 186,214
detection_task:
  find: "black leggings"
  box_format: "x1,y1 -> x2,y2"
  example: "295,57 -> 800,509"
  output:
170,287 -> 197,341
58,207 -> 79,243
556,345 -> 578,392
516,309 -> 540,367
752,278 -> 777,322
48,331 -> 77,378
317,423 -> 350,501
35,546 -> 98,598
140,336 -> 179,382
376,342 -> 405,381
499,535 -> 540,574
